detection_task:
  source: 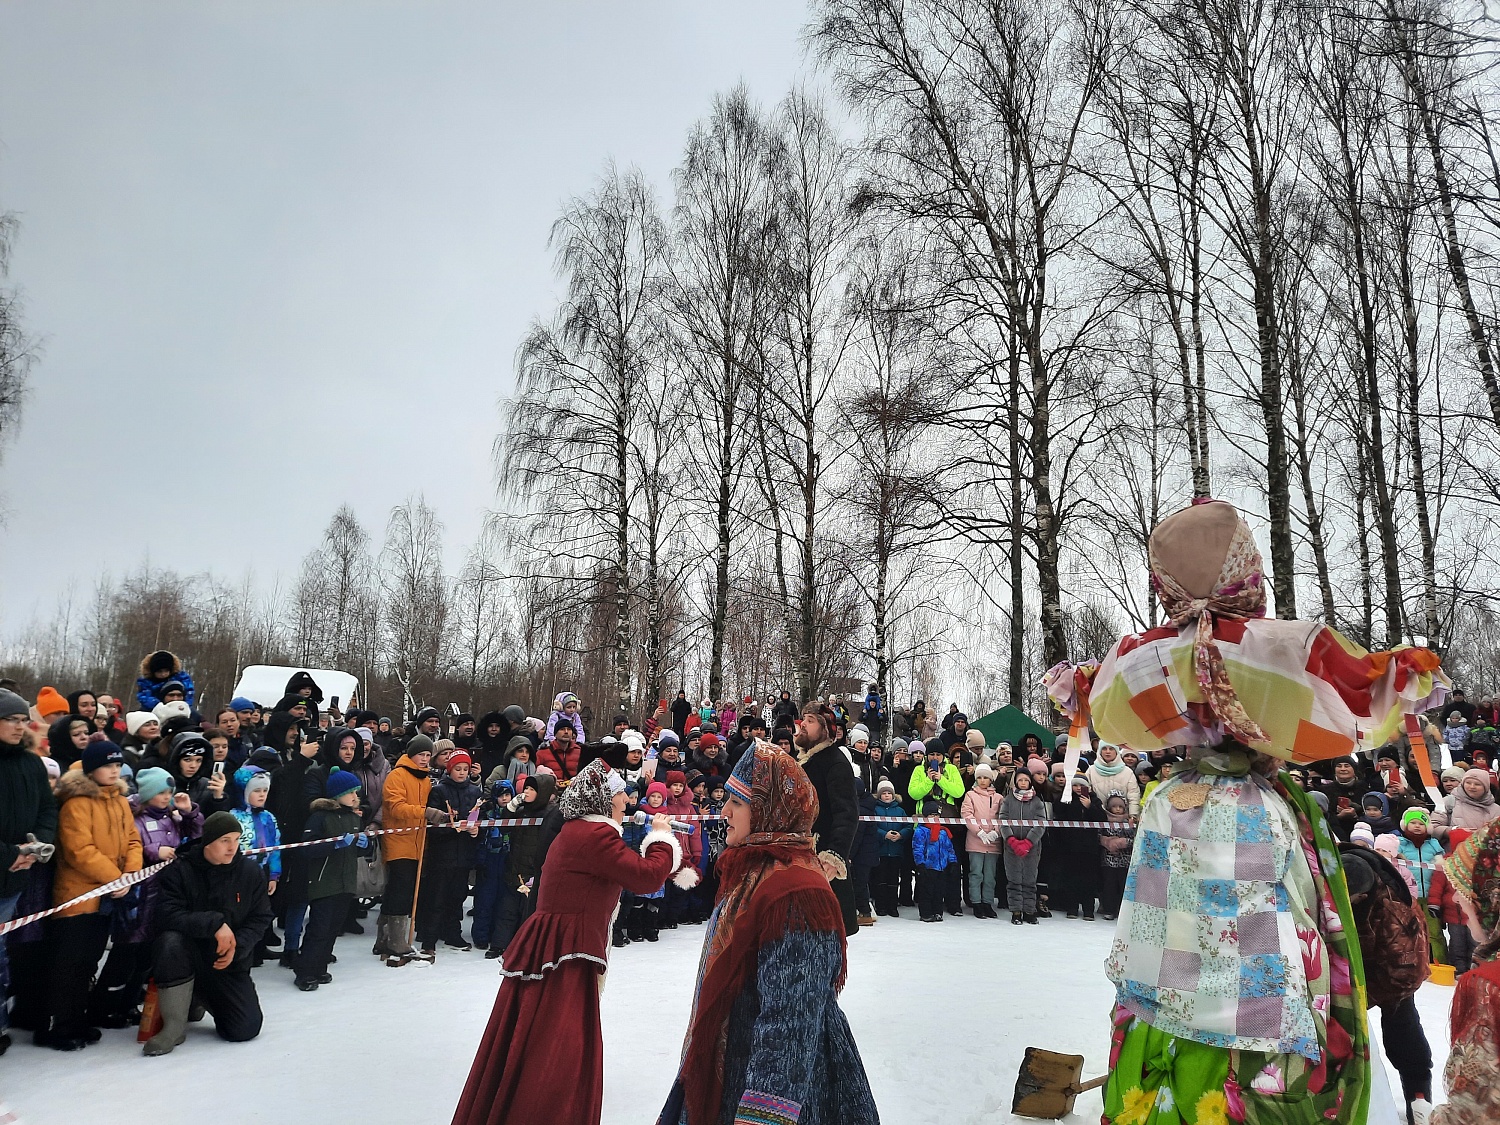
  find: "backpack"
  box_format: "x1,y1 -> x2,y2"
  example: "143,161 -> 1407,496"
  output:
1341,845 -> 1430,1008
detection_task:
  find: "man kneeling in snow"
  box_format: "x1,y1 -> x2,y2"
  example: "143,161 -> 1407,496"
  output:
144,811 -> 273,1056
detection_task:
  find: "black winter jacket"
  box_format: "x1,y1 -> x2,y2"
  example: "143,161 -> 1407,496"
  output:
152,841 -> 273,971
0,741 -> 58,897
799,742 -> 858,862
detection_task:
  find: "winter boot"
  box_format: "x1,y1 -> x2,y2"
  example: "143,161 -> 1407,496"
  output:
612,915 -> 629,948
643,903 -> 661,942
627,903 -> 646,943
383,915 -> 415,961
372,915 -> 397,957
1011,911 -> 1023,925
142,982 -> 193,1057
1024,912 -> 1039,925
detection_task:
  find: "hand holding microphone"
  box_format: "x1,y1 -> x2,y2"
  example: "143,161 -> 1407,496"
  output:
630,810 -> 694,834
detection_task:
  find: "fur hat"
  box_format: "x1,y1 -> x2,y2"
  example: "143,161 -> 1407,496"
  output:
136,766 -> 174,802
153,700 -> 191,724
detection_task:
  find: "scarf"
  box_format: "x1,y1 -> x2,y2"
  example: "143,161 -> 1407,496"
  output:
1092,749 -> 1126,777
1148,501 -> 1270,746
679,743 -> 845,1125
557,758 -> 623,820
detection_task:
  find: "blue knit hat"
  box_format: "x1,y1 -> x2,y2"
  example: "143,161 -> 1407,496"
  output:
136,767 -> 174,802
326,769 -> 362,799
229,696 -> 258,712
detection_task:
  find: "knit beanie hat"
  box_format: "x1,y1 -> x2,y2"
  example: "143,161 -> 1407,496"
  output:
81,741 -> 125,774
848,725 -> 870,746
644,781 -> 670,805
665,770 -> 687,788
907,737 -> 924,754
405,734 -> 435,758
229,696 -> 258,712
202,810 -> 243,845
657,729 -> 680,747
236,766 -> 271,795
446,750 -> 473,772
1349,822 -> 1376,848
700,732 -> 719,749
326,769 -> 362,799
0,688 -> 28,720
136,767 -> 174,802
1374,832 -> 1403,859
1027,757 -> 1048,775
965,729 -> 986,750
125,711 -> 157,736
1442,765 -> 1468,784
35,686 -> 68,719
876,778 -> 896,795
974,763 -> 996,781
1401,807 -> 1431,830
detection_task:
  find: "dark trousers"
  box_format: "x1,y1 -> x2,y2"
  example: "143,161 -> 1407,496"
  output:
663,882 -> 688,926
952,826 -> 970,903
1448,921 -> 1477,975
873,856 -> 902,916
91,939 -> 149,1020
1380,994 -> 1433,1103
6,940 -> 48,1030
151,930 -> 262,1042
272,852 -> 309,953
381,858 -> 418,916
852,863 -> 875,916
489,884 -> 534,954
471,855 -> 509,947
941,865 -> 962,913
915,867 -> 946,917
416,863 -> 469,946
1099,865 -> 1128,917
43,914 -> 110,1036
296,893 -> 353,983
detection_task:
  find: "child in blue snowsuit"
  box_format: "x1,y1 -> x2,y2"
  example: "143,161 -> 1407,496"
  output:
913,798 -> 960,922
471,778 -> 514,954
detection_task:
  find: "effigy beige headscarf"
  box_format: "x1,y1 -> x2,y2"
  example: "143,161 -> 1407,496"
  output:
1147,500 -> 1270,746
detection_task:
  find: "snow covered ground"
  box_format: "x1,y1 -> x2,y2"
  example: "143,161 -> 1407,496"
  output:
3,912 -> 1455,1124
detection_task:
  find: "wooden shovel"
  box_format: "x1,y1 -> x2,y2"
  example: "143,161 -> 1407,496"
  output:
1012,1047 -> 1108,1119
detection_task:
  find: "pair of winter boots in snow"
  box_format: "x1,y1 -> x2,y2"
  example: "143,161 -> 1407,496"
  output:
371,915 -> 433,967
612,902 -> 660,946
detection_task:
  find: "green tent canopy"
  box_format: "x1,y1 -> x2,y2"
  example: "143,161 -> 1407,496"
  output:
967,704 -> 1058,750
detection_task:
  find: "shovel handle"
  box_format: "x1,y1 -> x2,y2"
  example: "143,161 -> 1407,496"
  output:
1071,1075 -> 1108,1096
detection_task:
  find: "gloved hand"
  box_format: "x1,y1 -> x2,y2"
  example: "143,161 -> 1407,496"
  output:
423,807 -> 449,825
1006,836 -> 1024,856
337,832 -> 356,849
982,830 -> 1000,846
506,795 -> 525,813
1014,839 -> 1033,858
355,833 -> 369,849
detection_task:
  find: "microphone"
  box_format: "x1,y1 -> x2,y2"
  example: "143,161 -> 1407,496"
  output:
629,810 -> 695,834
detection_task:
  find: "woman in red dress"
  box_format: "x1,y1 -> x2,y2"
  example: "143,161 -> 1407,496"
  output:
452,757 -> 681,1125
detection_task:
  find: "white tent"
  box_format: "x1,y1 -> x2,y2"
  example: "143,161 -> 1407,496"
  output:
230,665 -> 360,711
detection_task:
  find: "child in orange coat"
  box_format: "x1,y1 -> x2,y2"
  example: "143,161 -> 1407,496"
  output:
42,742 -> 143,1050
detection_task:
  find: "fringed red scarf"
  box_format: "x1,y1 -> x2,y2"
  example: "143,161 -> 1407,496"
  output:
679,745 -> 849,1125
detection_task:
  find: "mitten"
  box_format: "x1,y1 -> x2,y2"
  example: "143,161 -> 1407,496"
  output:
1006,837 -> 1024,856
336,832 -> 356,849
1015,839 -> 1033,858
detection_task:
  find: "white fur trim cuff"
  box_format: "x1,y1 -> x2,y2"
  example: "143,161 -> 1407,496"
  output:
641,828 -> 683,871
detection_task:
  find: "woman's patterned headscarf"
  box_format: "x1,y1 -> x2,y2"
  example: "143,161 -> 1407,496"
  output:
1447,820 -> 1500,951
1148,499 -> 1270,745
557,757 -> 624,821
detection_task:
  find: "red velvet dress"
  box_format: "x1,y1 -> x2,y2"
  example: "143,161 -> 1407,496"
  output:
452,816 -> 679,1125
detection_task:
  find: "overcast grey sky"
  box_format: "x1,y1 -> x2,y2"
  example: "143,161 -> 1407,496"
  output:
0,1 -> 810,631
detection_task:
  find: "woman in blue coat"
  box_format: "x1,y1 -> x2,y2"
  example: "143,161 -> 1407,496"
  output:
658,742 -> 879,1125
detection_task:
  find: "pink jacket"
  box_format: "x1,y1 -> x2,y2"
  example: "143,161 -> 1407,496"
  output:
961,786 -> 1004,854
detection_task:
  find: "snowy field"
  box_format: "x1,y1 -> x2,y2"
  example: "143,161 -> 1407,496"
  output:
3,913 -> 1454,1124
